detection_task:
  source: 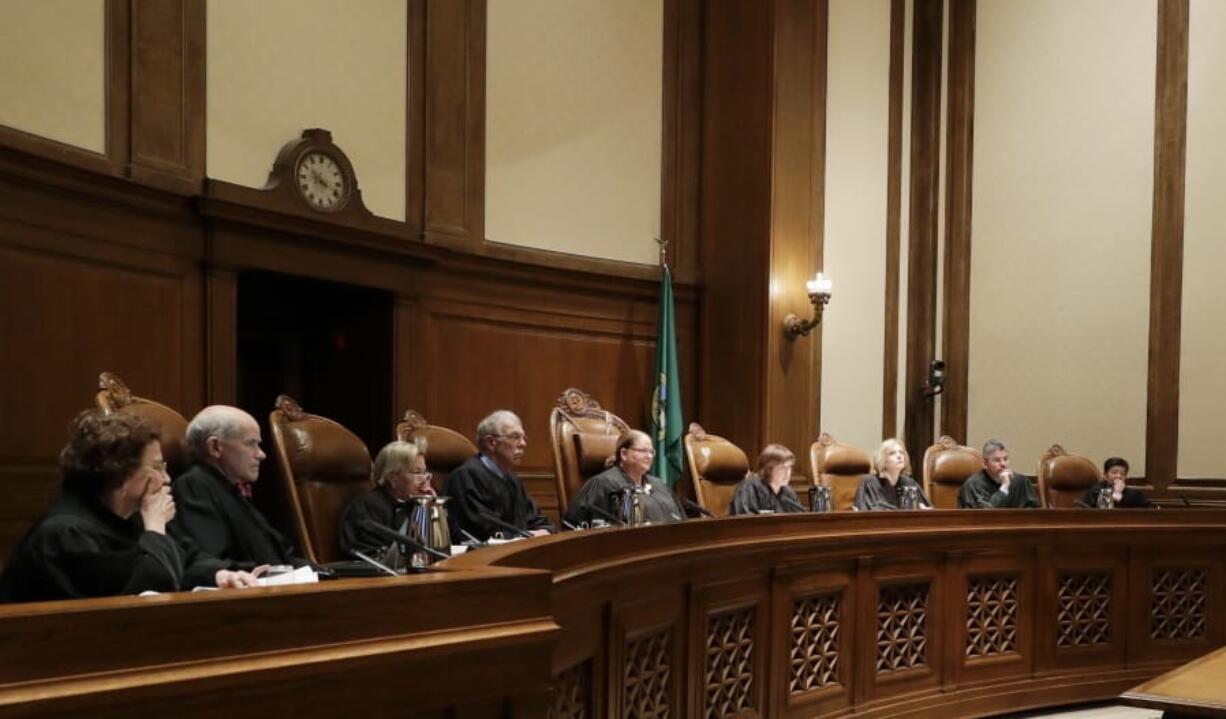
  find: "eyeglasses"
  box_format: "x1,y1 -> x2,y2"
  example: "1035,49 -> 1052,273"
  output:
148,460 -> 168,473
407,471 -> 433,482
493,432 -> 527,442
626,446 -> 655,455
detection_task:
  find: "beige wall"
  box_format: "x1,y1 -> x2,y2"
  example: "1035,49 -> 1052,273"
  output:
1178,0 -> 1226,477
485,0 -> 663,265
206,0 -> 407,221
0,0 -> 105,153
967,0 -> 1154,469
820,0 -> 891,453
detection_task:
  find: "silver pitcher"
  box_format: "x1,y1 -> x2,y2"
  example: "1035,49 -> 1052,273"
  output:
899,484 -> 921,510
615,486 -> 648,526
409,495 -> 452,566
809,484 -> 832,513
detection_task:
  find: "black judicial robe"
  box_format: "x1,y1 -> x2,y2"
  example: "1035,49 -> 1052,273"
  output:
0,492 -> 227,603
957,469 -> 1041,509
729,473 -> 806,515
338,485 -> 411,558
565,466 -> 684,526
444,454 -> 555,542
170,463 -> 305,568
852,474 -> 931,511
1079,481 -> 1153,508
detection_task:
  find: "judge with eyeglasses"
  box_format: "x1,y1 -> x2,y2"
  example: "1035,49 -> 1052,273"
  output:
339,439 -> 436,559
444,410 -> 555,542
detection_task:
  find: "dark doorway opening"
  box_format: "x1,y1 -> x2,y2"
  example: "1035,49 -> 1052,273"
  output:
236,271 -> 392,538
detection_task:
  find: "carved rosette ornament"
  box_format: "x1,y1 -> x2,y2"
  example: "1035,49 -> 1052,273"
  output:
965,576 -> 1020,658
704,607 -> 756,718
1150,568 -> 1208,641
554,388 -> 629,433
623,628 -> 672,718
790,592 -> 841,694
876,583 -> 930,673
688,422 -> 710,441
1056,573 -> 1112,647
401,410 -> 429,432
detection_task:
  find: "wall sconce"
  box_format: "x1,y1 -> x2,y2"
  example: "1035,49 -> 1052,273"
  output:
783,272 -> 833,339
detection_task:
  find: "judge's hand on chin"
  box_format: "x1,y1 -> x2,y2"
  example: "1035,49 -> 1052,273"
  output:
997,470 -> 1012,493
214,564 -> 271,589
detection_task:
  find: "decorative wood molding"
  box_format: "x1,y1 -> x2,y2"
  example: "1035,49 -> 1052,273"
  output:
97,371 -> 135,411
941,0 -> 976,445
1042,444 -> 1069,461
275,394 -> 307,423
903,0 -> 944,478
400,410 -> 430,433
882,0 -> 905,440
1145,0 -> 1189,490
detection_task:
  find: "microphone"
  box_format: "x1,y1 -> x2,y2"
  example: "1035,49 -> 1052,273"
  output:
478,512 -> 534,539
459,527 -> 486,545
779,493 -> 809,513
681,497 -> 715,518
359,519 -> 450,560
588,502 -> 627,527
1073,499 -> 1093,509
350,549 -> 400,577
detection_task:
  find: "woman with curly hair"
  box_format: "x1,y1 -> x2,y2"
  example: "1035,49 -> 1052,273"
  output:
0,410 -> 261,602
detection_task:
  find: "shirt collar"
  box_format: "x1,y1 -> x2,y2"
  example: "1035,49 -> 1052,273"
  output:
479,453 -> 505,479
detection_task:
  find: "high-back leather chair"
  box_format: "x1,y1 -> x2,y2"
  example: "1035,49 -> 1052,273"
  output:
549,388 -> 630,514
683,423 -> 749,517
809,433 -> 873,511
395,410 -> 478,493
95,372 -> 192,478
923,435 -> 983,509
268,395 -> 372,564
1037,444 -> 1099,508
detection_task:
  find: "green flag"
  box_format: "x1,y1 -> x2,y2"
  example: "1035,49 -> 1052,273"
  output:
650,266 -> 684,487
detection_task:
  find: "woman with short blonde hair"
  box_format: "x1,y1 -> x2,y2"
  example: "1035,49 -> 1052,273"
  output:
853,438 -> 930,511
339,439 -> 434,558
564,430 -> 684,527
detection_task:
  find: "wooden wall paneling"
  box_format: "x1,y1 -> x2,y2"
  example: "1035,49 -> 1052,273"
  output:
393,295 -> 427,433
205,265 -> 237,406
661,0 -> 704,276
697,0 -> 774,455
423,0 -> 485,245
125,0 -> 206,194
105,0 -> 131,175
765,0 -> 828,464
940,0 -> 975,445
406,0 -> 426,231
1145,0 -> 1190,490
902,0 -> 944,474
881,0 -> 905,440
772,562 -> 857,718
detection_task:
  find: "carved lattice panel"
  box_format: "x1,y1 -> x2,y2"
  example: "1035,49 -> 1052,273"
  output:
1150,568 -> 1208,641
789,592 -> 842,694
548,660 -> 591,719
876,583 -> 930,673
965,576 -> 1019,658
1056,572 -> 1112,647
704,606 -> 756,718
623,627 -> 672,718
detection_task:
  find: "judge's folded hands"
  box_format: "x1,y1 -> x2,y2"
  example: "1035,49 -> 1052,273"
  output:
215,565 -> 268,589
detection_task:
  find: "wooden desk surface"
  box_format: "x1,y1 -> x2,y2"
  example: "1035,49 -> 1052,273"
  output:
1122,644 -> 1226,717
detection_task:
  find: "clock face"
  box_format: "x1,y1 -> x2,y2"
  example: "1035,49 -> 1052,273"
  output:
295,151 -> 348,211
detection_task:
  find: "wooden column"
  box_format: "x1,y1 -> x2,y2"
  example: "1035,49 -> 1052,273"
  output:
699,0 -> 828,461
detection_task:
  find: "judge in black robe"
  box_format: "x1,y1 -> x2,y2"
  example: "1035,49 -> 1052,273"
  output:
0,410 -> 255,603
444,410 -> 554,542
339,439 -> 431,558
957,439 -> 1040,508
566,464 -> 683,526
1080,456 -> 1152,508
171,462 -> 304,568
853,438 -> 931,511
729,444 -> 805,515
169,405 -> 305,568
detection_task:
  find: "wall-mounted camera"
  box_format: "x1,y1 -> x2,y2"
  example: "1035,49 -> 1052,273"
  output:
923,359 -> 945,398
